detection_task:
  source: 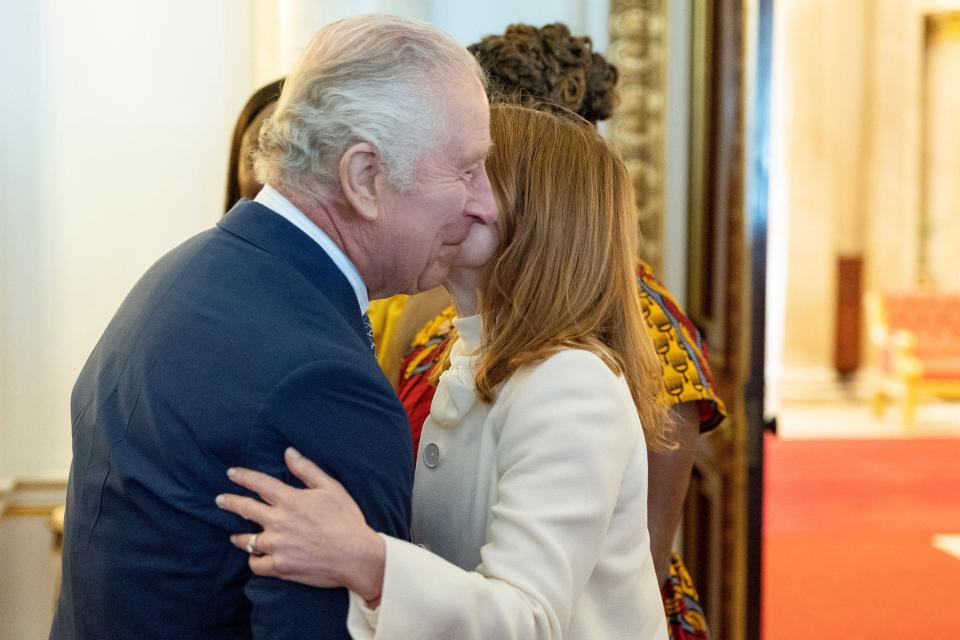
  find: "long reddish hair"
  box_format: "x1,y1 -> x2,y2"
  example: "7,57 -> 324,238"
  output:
440,103 -> 671,449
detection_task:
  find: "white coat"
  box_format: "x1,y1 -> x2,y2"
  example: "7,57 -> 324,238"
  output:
348,315 -> 668,640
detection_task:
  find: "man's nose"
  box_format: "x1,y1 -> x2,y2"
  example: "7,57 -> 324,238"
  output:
468,165 -> 498,225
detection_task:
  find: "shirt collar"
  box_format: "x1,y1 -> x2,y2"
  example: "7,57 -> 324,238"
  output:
254,184 -> 369,315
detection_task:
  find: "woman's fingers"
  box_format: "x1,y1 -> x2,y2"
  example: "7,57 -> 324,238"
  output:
229,533 -> 294,580
245,543 -> 334,587
218,452 -> 371,591
216,493 -> 273,525
229,532 -> 267,555
228,533 -> 250,552
284,447 -> 334,490
225,467 -> 292,505
249,553 -> 281,578
220,464 -> 377,591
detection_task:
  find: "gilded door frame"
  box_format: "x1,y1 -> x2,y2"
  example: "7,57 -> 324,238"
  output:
919,10 -> 960,286
688,1 -> 749,636
607,0 -> 669,275
609,1 -> 773,638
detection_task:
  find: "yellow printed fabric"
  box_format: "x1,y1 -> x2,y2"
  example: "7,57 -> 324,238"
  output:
635,261 -> 727,432
395,262 -> 727,434
366,295 -> 409,373
661,552 -> 710,639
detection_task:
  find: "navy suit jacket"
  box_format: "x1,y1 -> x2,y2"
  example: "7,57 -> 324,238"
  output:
51,200 -> 414,639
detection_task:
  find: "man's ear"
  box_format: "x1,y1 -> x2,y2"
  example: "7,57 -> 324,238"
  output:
339,142 -> 384,222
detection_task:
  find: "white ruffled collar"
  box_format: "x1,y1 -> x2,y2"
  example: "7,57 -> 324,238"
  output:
429,315 -> 483,428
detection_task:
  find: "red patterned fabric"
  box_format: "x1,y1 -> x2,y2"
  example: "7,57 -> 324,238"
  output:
662,553 -> 710,639
396,306 -> 457,454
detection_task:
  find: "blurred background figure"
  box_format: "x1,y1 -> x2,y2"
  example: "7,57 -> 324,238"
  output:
224,79 -> 283,208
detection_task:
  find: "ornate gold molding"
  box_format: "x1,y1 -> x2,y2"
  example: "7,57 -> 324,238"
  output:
920,10 -> 960,287
926,10 -> 960,44
607,0 -> 669,273
1,478 -> 67,518
13,479 -> 68,492
3,504 -> 60,518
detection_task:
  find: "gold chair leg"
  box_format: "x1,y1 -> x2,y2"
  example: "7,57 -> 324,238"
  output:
903,384 -> 917,432
871,390 -> 887,418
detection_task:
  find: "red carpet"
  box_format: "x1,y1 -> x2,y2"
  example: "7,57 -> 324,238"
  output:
763,436 -> 960,639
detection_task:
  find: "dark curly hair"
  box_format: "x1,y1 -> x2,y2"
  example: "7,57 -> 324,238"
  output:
468,23 -> 618,123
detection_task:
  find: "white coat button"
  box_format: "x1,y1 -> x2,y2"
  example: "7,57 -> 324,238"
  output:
423,442 -> 441,468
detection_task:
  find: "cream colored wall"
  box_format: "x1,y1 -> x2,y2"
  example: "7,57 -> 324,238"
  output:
865,0 -> 924,294
431,0 -> 607,50
773,0 -> 960,396
0,484 -> 65,640
250,0 -> 432,84
923,26 -> 960,289
0,2 -> 255,637
662,0 -> 693,304
250,0 -> 608,86
0,516 -> 62,639
765,0 -> 793,412
0,0 -> 257,481
775,0 -> 872,384
865,0 -> 960,291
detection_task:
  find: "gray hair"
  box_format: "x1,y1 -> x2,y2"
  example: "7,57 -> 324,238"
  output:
254,14 -> 485,198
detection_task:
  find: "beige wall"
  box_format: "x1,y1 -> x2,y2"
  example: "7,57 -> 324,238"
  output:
0,483 -> 66,640
1,3 -> 254,638
773,0 -> 960,394
865,0 -> 924,294
0,516 -> 62,639
775,0 -> 872,379
923,19 -> 960,289
0,0 -> 258,482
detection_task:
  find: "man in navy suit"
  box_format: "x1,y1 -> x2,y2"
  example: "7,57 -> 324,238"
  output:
51,14 -> 496,639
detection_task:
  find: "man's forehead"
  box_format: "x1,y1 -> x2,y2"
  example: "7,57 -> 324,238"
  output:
463,109 -> 493,155
437,80 -> 491,158
468,134 -> 493,159
444,120 -> 491,160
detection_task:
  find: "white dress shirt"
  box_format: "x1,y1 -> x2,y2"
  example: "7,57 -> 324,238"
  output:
347,315 -> 668,640
254,184 -> 369,315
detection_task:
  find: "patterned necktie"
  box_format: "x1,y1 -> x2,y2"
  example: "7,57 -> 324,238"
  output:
361,313 -> 376,354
